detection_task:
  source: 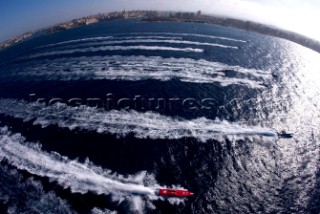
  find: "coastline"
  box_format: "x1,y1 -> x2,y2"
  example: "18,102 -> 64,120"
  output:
1,10 -> 320,54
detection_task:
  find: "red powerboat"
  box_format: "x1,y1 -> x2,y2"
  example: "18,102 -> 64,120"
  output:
156,188 -> 194,197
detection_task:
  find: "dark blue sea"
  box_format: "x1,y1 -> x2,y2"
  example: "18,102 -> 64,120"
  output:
0,18 -> 320,214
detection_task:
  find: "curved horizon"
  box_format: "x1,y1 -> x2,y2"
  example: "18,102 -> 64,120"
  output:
1,0 -> 320,43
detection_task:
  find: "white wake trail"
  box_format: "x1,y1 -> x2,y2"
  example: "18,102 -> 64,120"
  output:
126,32 -> 247,43
39,36 -> 114,48
12,55 -> 270,87
0,127 -> 158,197
0,164 -> 76,214
38,36 -> 183,49
62,39 -> 239,49
25,45 -> 204,59
35,32 -> 245,51
0,99 -> 277,142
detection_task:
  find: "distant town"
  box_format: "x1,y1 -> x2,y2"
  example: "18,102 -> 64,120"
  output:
0,10 -> 165,49
1,10 -> 320,53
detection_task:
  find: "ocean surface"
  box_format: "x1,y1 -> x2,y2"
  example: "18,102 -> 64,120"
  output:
1,18 -> 320,214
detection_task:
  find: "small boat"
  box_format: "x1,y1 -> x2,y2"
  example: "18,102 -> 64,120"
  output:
277,130 -> 293,138
156,188 -> 194,197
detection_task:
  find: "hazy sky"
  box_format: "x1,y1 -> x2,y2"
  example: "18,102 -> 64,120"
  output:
1,0 -> 320,42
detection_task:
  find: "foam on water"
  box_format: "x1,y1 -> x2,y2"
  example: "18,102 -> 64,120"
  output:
38,36 -> 114,48
37,32 -> 246,50
0,127 -> 186,211
38,36 -> 183,49
124,32 -> 247,43
0,128 -> 156,195
60,39 -> 239,50
91,207 -> 118,214
11,55 -> 270,87
24,45 -> 204,59
0,164 -> 76,214
0,99 -> 277,142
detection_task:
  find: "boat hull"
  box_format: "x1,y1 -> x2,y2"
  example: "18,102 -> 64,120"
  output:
157,188 -> 193,197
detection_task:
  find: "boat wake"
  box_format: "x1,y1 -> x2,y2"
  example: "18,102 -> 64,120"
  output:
10,55 -> 270,87
59,39 -> 239,50
0,99 -> 277,142
0,164 -> 76,214
122,32 -> 247,43
24,45 -> 204,60
37,32 -> 246,49
37,36 -> 183,49
0,127 -> 185,212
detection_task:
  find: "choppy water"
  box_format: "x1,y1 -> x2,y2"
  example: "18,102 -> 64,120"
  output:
0,19 -> 320,213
